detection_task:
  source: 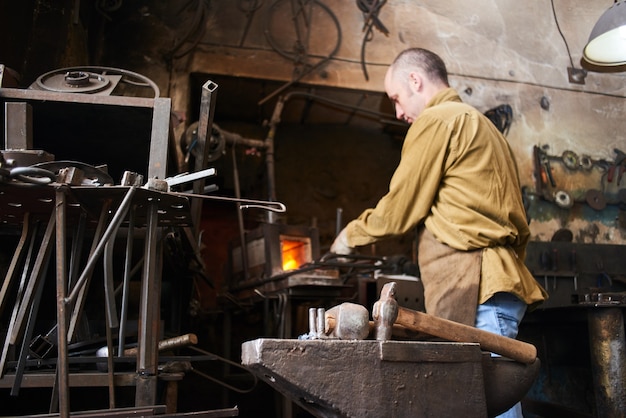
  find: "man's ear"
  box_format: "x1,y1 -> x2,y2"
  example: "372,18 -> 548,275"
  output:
408,71 -> 422,92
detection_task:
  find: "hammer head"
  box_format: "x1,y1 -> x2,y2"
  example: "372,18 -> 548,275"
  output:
373,282 -> 399,341
324,302 -> 370,340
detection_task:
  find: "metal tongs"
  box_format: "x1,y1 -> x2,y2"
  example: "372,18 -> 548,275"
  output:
163,168 -> 286,213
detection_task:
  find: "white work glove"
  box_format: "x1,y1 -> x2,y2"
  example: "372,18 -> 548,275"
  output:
330,227 -> 354,256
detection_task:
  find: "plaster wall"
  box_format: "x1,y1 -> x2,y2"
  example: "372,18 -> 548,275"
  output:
5,0 -> 624,244
158,0 -> 626,244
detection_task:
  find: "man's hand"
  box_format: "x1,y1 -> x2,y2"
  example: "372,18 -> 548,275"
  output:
330,227 -> 354,256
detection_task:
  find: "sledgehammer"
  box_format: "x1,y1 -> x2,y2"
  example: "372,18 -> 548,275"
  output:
374,282 -> 537,364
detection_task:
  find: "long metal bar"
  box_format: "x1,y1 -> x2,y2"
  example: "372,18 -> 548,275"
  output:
10,260 -> 47,396
173,192 -> 286,213
11,213 -> 56,344
67,213 -> 87,291
55,188 -> 70,418
190,80 -> 218,234
135,198 -> 162,406
118,205 -> 136,356
105,303 -> 116,409
103,239 -> 119,329
0,212 -> 30,316
262,95 -> 285,223
166,168 -> 216,188
4,101 -> 33,149
67,201 -> 111,341
65,186 -> 136,305
148,97 -> 171,180
231,146 -> 249,282
194,80 -> 218,175
0,220 -> 39,377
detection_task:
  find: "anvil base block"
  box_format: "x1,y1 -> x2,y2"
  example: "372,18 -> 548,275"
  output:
242,339 -> 537,418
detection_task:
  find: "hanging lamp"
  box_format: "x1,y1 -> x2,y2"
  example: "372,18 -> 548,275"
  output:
582,1 -> 626,72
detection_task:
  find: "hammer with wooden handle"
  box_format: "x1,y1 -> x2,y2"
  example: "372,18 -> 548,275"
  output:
373,282 -> 537,364
122,333 -> 198,357
96,333 -> 198,371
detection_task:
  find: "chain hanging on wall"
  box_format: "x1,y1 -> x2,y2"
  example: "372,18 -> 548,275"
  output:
259,0 -> 342,105
356,0 -> 389,81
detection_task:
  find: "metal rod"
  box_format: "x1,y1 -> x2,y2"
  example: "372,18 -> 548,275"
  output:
262,95 -> 285,223
67,201 -> 111,341
65,186 -> 136,305
118,205 -> 136,356
0,212 -> 30,316
105,302 -> 116,408
166,167 -> 216,188
103,238 -> 119,329
173,192 -> 286,213
308,308 -> 317,337
190,80 -> 218,235
317,308 -> 325,338
194,80 -> 218,174
55,188 -> 70,418
67,213 -> 87,291
231,145 -> 249,281
0,220 -> 39,378
10,253 -> 48,397
135,199 -> 162,406
147,97 -> 170,180
335,207 -> 343,237
11,213 -> 56,344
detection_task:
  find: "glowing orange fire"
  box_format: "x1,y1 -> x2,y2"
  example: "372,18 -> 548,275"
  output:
281,238 -> 309,271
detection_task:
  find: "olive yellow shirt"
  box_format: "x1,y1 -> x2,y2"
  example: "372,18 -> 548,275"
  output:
346,88 -> 547,307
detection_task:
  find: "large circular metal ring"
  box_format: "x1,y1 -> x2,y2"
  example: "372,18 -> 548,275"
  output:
36,69 -> 111,94
34,66 -> 160,98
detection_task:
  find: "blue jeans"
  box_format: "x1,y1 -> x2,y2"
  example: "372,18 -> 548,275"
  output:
475,292 -> 527,418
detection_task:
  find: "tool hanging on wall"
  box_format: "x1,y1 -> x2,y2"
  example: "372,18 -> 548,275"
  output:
238,0 -> 264,46
356,0 -> 389,81
166,0 -> 211,60
533,145 -> 626,211
606,148 -> 626,186
484,104 -> 513,135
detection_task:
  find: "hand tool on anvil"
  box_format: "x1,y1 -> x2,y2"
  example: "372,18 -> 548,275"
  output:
324,303 -> 370,340
374,282 -> 538,364
321,302 -> 426,340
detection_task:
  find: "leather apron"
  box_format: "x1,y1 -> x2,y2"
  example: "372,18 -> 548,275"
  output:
417,227 -> 482,326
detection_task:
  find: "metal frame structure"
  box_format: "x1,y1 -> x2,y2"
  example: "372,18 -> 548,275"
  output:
0,87 -> 190,416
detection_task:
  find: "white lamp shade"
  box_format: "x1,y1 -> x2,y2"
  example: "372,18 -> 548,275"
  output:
582,1 -> 626,68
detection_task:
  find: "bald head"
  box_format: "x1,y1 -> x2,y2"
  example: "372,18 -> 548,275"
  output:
384,48 -> 450,124
389,48 -> 450,88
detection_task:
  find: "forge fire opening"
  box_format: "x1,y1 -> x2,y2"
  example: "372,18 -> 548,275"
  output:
280,235 -> 312,271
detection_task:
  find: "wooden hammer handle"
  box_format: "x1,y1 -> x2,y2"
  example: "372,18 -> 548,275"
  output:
123,333 -> 198,356
396,307 -> 537,364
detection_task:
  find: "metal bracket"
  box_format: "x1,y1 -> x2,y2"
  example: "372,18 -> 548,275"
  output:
568,67 -> 587,85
